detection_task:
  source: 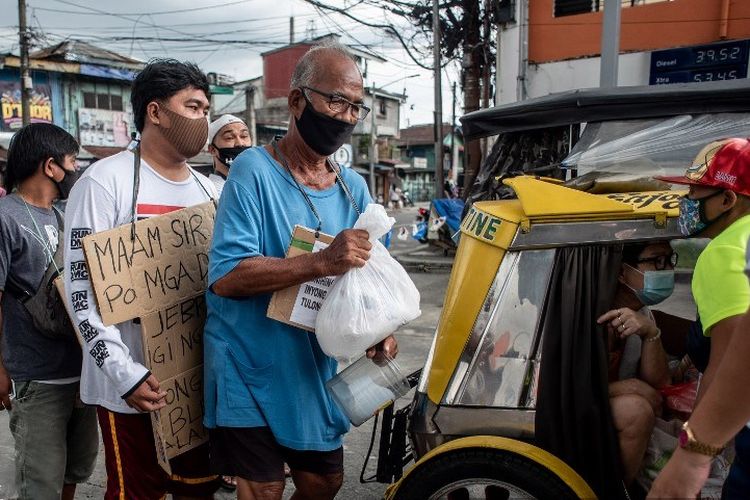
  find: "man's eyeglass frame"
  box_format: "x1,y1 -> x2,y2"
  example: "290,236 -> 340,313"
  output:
300,86 -> 371,121
636,253 -> 679,271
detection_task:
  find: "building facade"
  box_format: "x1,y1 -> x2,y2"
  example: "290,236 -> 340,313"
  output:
497,0 -> 750,105
396,123 -> 464,202
0,40 -> 143,164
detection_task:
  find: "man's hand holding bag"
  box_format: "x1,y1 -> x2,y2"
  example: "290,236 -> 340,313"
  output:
316,204 -> 421,361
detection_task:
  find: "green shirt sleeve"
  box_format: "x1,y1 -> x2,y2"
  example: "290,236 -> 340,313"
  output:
693,243 -> 750,335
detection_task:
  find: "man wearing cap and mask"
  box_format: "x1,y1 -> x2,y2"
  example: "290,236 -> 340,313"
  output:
203,43 -> 398,500
207,114 -> 252,196
63,59 -> 219,499
647,138 -> 750,498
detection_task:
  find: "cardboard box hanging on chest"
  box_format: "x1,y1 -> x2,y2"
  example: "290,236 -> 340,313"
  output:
80,202 -> 216,474
267,225 -> 335,332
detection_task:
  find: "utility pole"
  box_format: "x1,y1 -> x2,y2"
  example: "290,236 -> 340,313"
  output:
480,0 -> 492,160
18,0 -> 31,126
600,0 -> 621,87
368,85 -> 377,197
462,0 -> 482,195
245,85 -> 257,146
432,0 -> 444,199
289,17 -> 295,44
450,81 -> 456,181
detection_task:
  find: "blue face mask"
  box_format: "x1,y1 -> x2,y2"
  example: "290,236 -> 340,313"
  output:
678,190 -> 725,236
625,265 -> 675,305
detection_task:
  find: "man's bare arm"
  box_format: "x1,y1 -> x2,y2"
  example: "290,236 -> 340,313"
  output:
212,229 -> 371,297
648,310 -> 750,498
696,315 -> 741,402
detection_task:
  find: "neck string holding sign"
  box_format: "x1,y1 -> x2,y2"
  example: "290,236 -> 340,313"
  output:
130,144 -> 217,241
271,138 -> 360,238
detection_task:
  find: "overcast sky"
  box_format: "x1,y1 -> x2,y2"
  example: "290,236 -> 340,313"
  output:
1,0 -> 463,128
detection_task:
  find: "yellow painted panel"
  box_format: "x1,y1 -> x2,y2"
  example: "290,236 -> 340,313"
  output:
605,190 -> 686,218
472,199 -> 525,223
504,176 -> 634,218
426,232 -> 507,403
460,205 -> 520,249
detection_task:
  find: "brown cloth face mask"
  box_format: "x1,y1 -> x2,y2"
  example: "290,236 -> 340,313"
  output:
158,105 -> 209,159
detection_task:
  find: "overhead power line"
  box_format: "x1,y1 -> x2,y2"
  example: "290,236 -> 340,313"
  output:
47,0 -> 254,17
102,36 -> 289,46
303,0 -> 433,70
18,13 -> 318,31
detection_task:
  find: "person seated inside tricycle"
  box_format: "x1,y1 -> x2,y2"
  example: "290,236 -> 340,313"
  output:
597,241 -> 687,485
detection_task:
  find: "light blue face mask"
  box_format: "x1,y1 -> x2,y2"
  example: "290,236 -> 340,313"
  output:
625,265 -> 675,305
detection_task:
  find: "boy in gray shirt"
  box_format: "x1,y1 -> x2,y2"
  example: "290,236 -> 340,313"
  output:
0,123 -> 98,500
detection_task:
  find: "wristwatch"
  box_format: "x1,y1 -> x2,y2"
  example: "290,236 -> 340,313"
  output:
678,421 -> 724,457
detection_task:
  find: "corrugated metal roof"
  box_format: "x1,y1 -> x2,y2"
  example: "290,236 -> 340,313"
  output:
396,123 -> 454,146
31,40 -> 143,68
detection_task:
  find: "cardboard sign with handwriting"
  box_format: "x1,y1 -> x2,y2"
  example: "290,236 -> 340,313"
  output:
81,203 -> 215,472
141,292 -> 209,472
81,202 -> 215,326
267,225 -> 335,332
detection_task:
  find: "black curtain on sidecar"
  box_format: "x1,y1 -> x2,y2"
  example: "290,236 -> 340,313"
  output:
536,244 -> 627,500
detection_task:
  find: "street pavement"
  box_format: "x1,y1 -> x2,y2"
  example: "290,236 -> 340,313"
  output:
0,203 -> 698,499
0,204 -> 445,500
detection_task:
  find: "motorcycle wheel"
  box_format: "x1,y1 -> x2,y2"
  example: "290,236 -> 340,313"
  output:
391,448 -> 580,500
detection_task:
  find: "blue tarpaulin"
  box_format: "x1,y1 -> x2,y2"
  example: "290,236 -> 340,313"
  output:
431,198 -> 464,233
80,64 -> 137,81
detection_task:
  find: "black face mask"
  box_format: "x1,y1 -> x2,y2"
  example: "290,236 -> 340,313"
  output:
54,166 -> 80,201
295,97 -> 356,156
214,145 -> 250,169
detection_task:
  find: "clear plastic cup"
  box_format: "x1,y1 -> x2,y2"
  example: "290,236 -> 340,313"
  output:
326,353 -> 410,426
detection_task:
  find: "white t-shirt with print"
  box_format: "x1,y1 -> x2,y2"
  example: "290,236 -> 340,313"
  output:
63,150 -> 217,413
208,173 -> 226,197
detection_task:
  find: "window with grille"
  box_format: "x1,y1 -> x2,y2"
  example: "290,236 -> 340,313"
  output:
554,0 -> 671,18
378,98 -> 388,117
110,95 -> 123,111
83,92 -> 97,108
81,87 -> 126,110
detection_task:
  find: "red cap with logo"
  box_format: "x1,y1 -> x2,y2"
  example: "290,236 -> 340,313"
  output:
655,138 -> 750,197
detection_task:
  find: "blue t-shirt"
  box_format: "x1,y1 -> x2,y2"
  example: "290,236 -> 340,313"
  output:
203,146 -> 371,451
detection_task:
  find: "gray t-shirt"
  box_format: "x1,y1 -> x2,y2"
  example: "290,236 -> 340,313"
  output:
0,193 -> 81,381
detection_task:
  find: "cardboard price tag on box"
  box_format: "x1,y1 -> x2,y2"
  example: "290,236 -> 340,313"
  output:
267,225 -> 335,331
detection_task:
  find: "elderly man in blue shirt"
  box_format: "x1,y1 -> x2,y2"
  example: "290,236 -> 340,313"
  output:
203,42 -> 398,500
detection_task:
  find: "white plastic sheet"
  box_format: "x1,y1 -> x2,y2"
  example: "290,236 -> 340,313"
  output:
563,113 -> 750,176
316,204 -> 421,361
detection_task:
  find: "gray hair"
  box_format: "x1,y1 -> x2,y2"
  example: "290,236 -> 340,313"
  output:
290,41 -> 360,89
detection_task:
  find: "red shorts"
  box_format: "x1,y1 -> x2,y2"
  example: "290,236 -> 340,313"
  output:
97,407 -> 220,499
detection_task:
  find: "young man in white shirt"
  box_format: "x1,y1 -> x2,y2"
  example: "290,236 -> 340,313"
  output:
63,59 -> 219,500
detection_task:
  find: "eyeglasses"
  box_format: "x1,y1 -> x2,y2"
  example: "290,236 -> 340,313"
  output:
301,86 -> 371,121
637,252 -> 678,271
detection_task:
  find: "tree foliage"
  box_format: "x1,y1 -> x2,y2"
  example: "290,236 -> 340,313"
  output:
305,0 -> 495,77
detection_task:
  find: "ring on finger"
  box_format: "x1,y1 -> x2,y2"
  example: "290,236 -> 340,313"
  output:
619,324 -> 625,331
